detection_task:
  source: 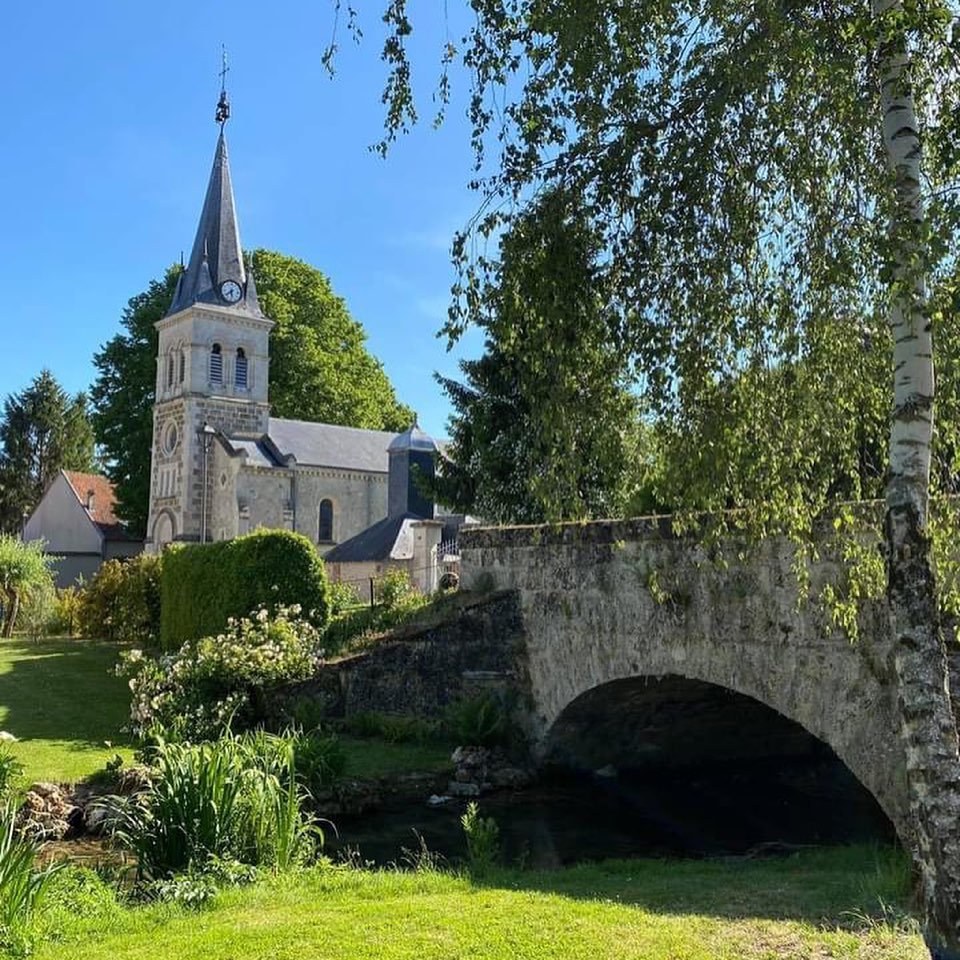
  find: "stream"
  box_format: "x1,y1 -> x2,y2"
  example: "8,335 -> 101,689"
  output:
329,758 -> 895,868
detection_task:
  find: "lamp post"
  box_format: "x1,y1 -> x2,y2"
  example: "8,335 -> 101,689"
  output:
198,422 -> 217,543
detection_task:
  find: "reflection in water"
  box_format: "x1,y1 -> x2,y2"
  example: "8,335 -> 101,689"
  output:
330,759 -> 895,868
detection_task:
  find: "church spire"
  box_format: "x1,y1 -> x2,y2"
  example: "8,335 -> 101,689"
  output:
166,54 -> 262,318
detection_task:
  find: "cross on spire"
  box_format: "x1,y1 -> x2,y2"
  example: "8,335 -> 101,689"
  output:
215,46 -> 230,126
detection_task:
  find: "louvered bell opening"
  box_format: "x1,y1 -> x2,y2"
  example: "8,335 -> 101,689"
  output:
236,348 -> 248,388
210,343 -> 223,384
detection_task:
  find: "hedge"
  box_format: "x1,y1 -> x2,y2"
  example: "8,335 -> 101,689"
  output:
159,529 -> 331,649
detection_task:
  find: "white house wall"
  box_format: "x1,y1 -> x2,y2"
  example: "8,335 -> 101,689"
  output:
24,475 -> 101,554
23,474 -> 103,587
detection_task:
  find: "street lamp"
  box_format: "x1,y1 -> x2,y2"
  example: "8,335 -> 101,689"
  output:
198,422 -> 217,543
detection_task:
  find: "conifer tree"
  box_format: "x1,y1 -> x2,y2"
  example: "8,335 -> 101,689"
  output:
0,370 -> 95,533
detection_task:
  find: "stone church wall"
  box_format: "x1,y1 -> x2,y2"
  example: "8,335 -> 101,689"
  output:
294,470 -> 387,552
235,469 -> 294,535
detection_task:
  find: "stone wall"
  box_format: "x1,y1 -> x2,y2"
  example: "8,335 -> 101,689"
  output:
458,518 -> 911,842
280,592 -> 528,722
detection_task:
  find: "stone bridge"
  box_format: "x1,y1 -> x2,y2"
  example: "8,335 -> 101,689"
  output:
458,517 -> 916,843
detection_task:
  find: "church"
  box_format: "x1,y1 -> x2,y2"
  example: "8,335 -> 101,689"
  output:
145,88 -> 453,588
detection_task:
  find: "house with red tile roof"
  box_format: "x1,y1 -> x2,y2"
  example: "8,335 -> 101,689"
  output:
23,470 -> 143,587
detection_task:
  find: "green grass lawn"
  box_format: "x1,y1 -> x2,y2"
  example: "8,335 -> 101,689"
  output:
0,638 -> 451,786
0,637 -> 928,959
341,736 -> 453,780
25,848 -> 925,959
0,638 -> 135,783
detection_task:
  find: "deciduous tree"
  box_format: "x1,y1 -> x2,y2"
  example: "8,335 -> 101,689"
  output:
0,535 -> 56,637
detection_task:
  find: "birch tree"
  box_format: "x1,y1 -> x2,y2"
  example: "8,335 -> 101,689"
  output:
875,7 -> 960,955
331,2 -> 960,953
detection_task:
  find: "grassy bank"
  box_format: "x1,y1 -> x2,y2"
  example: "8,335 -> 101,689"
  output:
340,736 -> 452,779
0,639 -> 452,786
0,638 -> 134,783
23,847 -> 924,960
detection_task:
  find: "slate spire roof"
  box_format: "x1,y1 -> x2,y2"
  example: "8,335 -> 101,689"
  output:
166,129 -> 263,318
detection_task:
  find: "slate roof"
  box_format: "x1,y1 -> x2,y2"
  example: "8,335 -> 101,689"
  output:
62,471 -> 140,542
388,422 -> 438,453
166,131 -> 264,319
267,418 -> 397,473
324,513 -> 421,563
224,438 -> 281,469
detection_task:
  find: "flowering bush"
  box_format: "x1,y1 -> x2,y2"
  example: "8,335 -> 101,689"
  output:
119,605 -> 324,741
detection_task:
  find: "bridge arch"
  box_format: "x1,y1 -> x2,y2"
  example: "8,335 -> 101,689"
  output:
541,673 -> 896,851
459,518 -> 913,847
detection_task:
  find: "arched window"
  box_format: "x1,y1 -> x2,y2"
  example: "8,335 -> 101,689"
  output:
166,353 -> 175,388
210,343 -> 223,384
318,499 -> 334,542
178,349 -> 186,383
235,348 -> 248,388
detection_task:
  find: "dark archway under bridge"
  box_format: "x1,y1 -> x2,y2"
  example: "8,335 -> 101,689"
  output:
458,518 -> 916,847
542,674 -> 894,854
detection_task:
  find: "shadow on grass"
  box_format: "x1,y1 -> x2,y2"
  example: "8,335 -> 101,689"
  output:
469,843 -> 917,927
0,638 -> 133,748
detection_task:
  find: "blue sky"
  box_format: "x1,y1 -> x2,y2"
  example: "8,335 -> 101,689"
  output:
0,2 -> 486,439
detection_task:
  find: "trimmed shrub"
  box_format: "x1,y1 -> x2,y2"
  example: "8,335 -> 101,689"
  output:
76,555 -> 162,645
159,529 -> 330,649
120,605 -> 326,741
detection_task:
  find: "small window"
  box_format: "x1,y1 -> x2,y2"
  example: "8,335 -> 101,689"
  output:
166,354 -> 174,388
178,350 -> 186,383
210,343 -> 223,384
235,348 -> 248,388
318,499 -> 334,542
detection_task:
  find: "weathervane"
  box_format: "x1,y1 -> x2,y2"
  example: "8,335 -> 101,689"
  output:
215,46 -> 230,126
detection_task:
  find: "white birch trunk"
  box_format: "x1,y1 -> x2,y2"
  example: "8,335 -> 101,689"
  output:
874,7 -> 960,957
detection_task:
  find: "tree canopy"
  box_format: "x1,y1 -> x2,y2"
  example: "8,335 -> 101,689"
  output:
333,3 -> 960,952
344,2 -> 960,523
0,370 -> 95,534
433,188 -> 654,523
92,249 -> 413,536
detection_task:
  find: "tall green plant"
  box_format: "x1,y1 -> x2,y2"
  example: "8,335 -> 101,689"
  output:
159,529 -> 330,649
76,555 -> 161,645
120,605 -> 326,741
460,802 -> 500,878
0,747 -> 24,803
104,732 -> 320,881
0,802 -> 60,949
0,535 -> 56,637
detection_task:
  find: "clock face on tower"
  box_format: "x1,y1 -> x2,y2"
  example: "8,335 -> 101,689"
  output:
220,279 -> 243,304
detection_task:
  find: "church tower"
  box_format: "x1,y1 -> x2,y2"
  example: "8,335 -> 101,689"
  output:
146,83 -> 273,550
